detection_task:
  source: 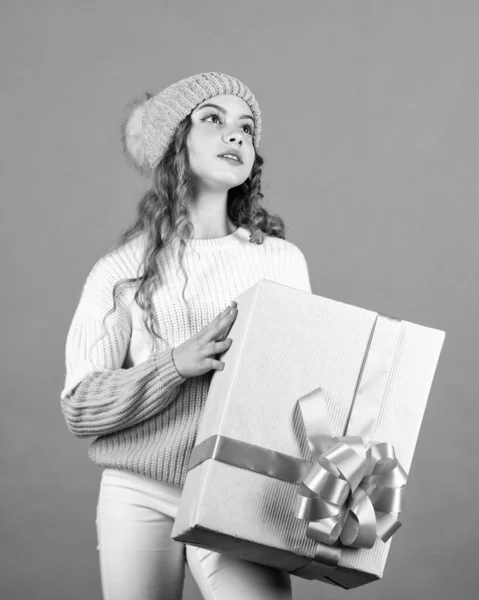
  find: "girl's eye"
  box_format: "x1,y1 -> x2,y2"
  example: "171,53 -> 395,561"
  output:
203,113 -> 222,124
202,113 -> 254,136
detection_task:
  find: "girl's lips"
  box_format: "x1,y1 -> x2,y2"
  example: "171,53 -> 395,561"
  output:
218,155 -> 243,166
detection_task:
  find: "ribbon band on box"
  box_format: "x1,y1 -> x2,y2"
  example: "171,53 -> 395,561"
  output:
187,313 -> 407,578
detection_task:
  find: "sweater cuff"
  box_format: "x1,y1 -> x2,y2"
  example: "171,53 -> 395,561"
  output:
153,347 -> 187,385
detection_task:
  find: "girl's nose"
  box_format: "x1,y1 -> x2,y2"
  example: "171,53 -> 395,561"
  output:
225,133 -> 243,145
223,127 -> 244,145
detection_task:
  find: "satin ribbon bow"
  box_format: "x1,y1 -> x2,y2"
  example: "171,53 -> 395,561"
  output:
294,390 -> 407,549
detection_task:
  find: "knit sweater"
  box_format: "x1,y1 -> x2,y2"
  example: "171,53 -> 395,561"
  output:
60,226 -> 312,487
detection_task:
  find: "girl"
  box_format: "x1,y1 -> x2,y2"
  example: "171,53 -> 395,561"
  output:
60,71 -> 312,600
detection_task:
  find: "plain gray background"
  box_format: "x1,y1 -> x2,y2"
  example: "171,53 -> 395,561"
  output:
1,1 -> 477,599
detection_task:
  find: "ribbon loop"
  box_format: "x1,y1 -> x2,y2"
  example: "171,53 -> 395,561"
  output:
341,488 -> 377,548
325,439 -> 366,492
307,514 -> 344,545
302,462 -> 350,505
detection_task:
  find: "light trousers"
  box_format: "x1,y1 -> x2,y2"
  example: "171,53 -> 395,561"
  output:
95,468 -> 293,600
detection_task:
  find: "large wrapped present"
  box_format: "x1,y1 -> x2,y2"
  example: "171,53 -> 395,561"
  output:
171,280 -> 445,589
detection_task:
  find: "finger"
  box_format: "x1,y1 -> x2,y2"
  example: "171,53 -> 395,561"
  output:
208,358 -> 225,371
203,306 -> 231,333
213,302 -> 236,323
212,308 -> 237,341
202,306 -> 235,337
209,338 -> 232,355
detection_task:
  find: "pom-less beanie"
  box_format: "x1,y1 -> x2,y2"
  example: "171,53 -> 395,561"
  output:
122,72 -> 262,176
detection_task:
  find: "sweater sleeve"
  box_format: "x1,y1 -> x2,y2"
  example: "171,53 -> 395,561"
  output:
60,255 -> 187,438
287,246 -> 312,294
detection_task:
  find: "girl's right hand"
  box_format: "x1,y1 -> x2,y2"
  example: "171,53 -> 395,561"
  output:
172,301 -> 238,379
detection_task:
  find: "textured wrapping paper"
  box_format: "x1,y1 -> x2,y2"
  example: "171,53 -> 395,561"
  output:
171,280 -> 445,589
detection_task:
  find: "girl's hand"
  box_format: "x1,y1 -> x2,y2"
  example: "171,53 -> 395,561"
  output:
172,302 -> 237,379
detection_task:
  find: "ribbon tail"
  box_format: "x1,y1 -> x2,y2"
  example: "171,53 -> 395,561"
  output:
376,512 -> 402,542
298,389 -> 335,456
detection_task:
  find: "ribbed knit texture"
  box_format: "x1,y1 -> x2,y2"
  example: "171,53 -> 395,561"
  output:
60,226 -> 312,487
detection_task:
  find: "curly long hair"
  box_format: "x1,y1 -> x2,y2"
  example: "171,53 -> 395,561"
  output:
99,111 -> 286,351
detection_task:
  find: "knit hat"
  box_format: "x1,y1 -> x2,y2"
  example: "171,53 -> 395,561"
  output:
122,72 -> 262,176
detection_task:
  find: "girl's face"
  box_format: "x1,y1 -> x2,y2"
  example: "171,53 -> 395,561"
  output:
186,94 -> 256,191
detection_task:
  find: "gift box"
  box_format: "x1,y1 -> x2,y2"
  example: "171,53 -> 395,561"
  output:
171,280 -> 445,589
